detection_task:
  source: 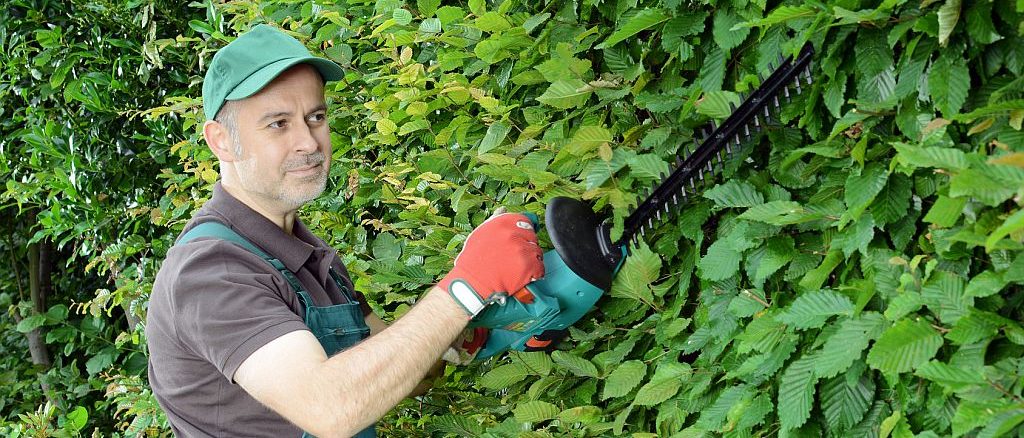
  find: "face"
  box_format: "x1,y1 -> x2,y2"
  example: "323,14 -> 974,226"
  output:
220,65 -> 331,212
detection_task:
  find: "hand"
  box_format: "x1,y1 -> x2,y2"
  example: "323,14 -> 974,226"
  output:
438,211 -> 545,317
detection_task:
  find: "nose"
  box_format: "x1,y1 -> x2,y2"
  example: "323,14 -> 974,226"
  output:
293,123 -> 319,154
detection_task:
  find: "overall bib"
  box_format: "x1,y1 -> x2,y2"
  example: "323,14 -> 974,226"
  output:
178,221 -> 376,438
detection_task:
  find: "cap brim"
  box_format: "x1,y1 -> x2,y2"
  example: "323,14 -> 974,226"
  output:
225,56 -> 344,101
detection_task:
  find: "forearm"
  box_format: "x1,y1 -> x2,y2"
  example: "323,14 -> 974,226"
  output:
309,286 -> 466,436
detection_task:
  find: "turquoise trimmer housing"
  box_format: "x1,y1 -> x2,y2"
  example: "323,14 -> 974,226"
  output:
470,197 -> 627,359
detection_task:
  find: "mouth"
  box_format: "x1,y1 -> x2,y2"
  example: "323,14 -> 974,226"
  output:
286,162 -> 323,177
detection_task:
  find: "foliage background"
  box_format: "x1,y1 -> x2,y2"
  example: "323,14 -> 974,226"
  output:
2,0 -> 1024,436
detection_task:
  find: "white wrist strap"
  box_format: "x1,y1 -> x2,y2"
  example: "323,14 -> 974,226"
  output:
449,280 -> 485,316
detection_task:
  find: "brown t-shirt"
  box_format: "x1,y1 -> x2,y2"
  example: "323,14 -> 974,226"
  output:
146,182 -> 371,437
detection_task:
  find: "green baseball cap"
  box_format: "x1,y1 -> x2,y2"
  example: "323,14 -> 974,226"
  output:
202,24 -> 344,120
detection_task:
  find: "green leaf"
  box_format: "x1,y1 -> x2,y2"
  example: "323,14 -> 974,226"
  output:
596,9 -> 670,49
514,400 -> 559,423
479,363 -> 530,389
870,174 -> 912,226
474,11 -> 511,32
610,243 -> 660,304
844,163 -> 889,223
777,290 -> 855,330
734,5 -> 817,29
977,409 -> 1024,438
965,1 -> 1001,44
86,347 -> 117,375
740,201 -> 811,225
929,55 -> 971,117
712,10 -> 749,51
755,236 -> 796,281
513,351 -> 553,376
921,271 -> 970,324
704,180 -> 764,208
633,363 -> 688,406
65,406 -> 88,432
778,354 -> 818,431
558,406 -> 603,424
602,360 -> 647,400
697,385 -> 750,431
867,318 -> 943,374
628,153 -> 669,180
699,47 -> 727,92
923,195 -> 967,227
392,8 -> 414,25
566,126 -> 612,155
523,12 -> 551,33
946,309 -> 1003,344
16,314 -> 46,333
398,118 -> 430,136
822,374 -> 874,432
815,313 -> 887,378
695,91 -> 741,120
799,250 -> 843,291
893,143 -> 969,170
552,351 -> 599,378
986,208 -> 1024,251
915,360 -> 986,391
965,270 -> 1007,299
371,232 -> 402,261
950,168 -> 1017,206
699,239 -> 741,281
937,0 -> 962,47
833,213 -> 875,258
536,79 -> 592,109
417,0 -> 441,17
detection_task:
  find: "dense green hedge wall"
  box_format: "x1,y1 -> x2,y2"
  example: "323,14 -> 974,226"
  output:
3,0 -> 1024,436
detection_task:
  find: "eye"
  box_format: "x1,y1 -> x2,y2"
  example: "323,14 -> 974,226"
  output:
268,119 -> 287,129
307,112 -> 326,123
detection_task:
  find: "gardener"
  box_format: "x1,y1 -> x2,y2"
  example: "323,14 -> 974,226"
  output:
145,24 -> 544,437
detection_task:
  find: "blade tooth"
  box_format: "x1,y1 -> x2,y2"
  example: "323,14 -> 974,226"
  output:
743,123 -> 752,138
794,78 -> 802,94
728,101 -> 737,113
689,177 -> 697,190
672,193 -> 678,205
763,105 -> 770,118
656,209 -> 661,221
710,120 -> 718,132
739,92 -> 748,102
777,54 -> 786,66
804,67 -> 813,85
724,140 -> 733,155
772,95 -> 780,108
783,86 -> 790,99
663,202 -> 669,213
754,115 -> 761,129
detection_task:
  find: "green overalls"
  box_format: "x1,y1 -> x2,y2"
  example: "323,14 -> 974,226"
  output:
178,221 -> 376,438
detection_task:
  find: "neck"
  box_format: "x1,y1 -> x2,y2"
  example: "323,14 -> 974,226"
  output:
221,181 -> 299,235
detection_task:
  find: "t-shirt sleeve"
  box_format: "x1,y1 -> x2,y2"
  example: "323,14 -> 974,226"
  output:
168,240 -> 311,381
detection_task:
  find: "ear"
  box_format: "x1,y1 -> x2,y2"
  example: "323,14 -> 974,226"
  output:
203,120 -> 238,163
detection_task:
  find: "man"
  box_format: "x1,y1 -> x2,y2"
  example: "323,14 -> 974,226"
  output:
146,24 -> 544,437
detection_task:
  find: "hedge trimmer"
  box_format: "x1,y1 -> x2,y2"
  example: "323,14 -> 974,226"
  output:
468,44 -> 816,359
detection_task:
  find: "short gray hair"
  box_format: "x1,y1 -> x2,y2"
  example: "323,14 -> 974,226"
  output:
214,100 -> 243,157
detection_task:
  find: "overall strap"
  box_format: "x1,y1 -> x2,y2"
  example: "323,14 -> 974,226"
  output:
177,221 -> 306,294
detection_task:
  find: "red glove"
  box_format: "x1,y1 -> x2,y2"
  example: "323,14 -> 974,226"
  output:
438,213 -> 545,317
